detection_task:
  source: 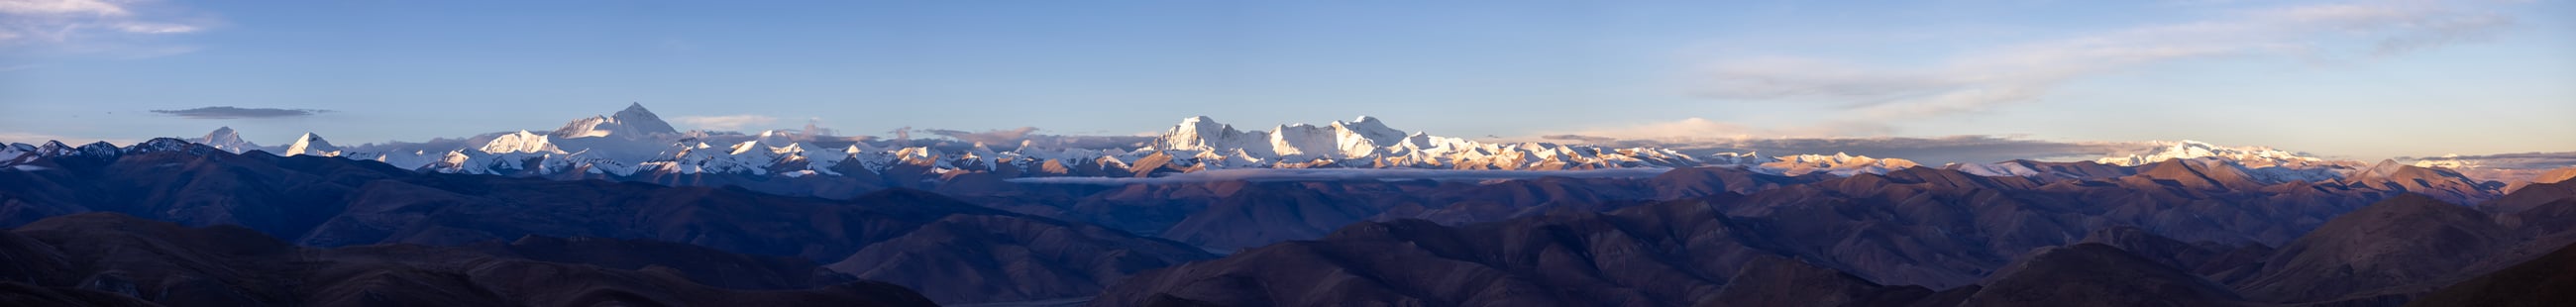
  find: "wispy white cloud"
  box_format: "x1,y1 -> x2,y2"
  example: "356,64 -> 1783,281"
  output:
1698,0 -> 2517,125
150,106 -> 330,119
0,0 -> 130,16
0,0 -> 213,52
675,114 -> 778,131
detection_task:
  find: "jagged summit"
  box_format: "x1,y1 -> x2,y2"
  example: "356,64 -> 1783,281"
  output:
613,102 -> 680,135
2095,140 -> 2325,167
129,138 -> 205,154
480,130 -> 566,154
553,102 -> 681,139
1758,153 -> 1920,176
1157,116 -> 1262,154
1327,116 -> 1408,155
283,133 -> 342,156
193,127 -> 259,153
1144,116 -> 1701,169
2086,140 -> 2373,184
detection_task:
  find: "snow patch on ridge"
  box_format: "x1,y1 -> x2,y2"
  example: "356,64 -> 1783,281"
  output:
1758,153 -> 1920,176
283,133 -> 342,156
2095,140 -> 2324,167
1008,167 -> 1676,185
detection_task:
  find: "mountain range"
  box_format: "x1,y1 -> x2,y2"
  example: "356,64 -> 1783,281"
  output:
3,104 -> 2548,193
5,104 -> 2575,306
0,142 -> 1212,304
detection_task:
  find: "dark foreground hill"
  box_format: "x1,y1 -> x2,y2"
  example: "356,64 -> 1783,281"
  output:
0,213 -> 937,307
7,139 -> 2571,306
0,139 -> 1214,304
1097,179 -> 2576,307
2405,241 -> 2576,307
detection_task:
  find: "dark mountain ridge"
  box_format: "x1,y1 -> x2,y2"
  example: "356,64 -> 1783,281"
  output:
6,138 -> 2565,306
0,212 -> 938,307
0,139 -> 1214,304
1096,171 -> 2576,306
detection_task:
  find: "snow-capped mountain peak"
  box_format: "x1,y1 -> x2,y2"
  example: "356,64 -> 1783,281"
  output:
1158,116 -> 1417,159
194,127 -> 259,153
1758,153 -> 1920,176
2087,140 -> 2368,183
553,102 -> 681,139
480,130 -> 566,154
284,133 -> 343,156
2412,154 -> 2479,169
1138,115 -> 1708,169
1330,116 -> 1408,156
1158,116 -> 1259,154
2094,140 -> 2325,167
612,102 -> 680,135
1706,152 -> 1764,164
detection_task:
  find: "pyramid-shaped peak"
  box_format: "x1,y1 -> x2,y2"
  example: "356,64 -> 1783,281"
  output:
1334,116 -> 1396,129
200,127 -> 244,142
193,127 -> 258,153
556,103 -> 680,138
284,133 -> 343,156
610,102 -> 679,135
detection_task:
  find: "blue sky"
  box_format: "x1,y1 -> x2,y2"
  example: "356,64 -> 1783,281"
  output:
2,0 -> 2570,159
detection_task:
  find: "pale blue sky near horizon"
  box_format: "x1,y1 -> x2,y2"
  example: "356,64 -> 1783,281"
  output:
1,0 -> 2570,160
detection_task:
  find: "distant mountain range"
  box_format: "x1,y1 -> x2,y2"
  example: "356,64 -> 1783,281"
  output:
5,104 -> 2564,190
7,104 -> 2576,306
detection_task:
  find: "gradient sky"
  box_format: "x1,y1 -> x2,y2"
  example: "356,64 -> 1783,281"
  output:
2,0 -> 2570,160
